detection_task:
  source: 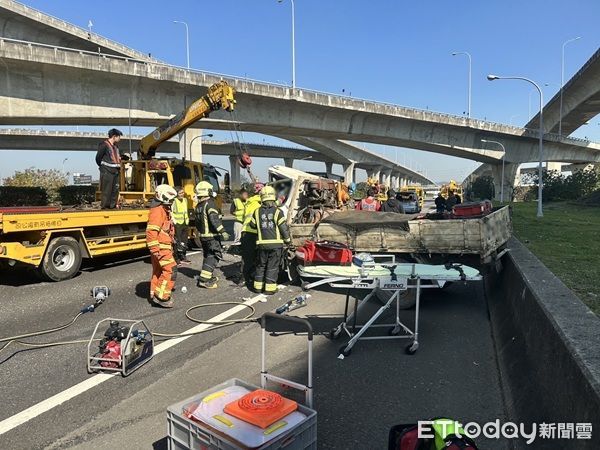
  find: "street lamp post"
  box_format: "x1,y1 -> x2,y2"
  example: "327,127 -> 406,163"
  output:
277,0 -> 296,89
173,20 -> 190,69
559,36 -> 582,136
488,74 -> 544,217
452,51 -> 472,118
62,157 -> 69,178
481,139 -> 506,202
187,133 -> 214,160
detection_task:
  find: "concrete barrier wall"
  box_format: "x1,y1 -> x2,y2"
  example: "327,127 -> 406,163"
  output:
485,237 -> 600,449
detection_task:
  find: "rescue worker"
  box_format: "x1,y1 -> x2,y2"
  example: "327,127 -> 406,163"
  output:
239,183 -> 263,286
355,188 -> 381,211
380,188 -> 404,213
195,181 -> 229,289
434,192 -> 447,213
230,188 -> 249,245
171,186 -> 190,265
248,185 -> 291,295
446,190 -> 458,211
146,184 -> 178,308
95,128 -> 123,209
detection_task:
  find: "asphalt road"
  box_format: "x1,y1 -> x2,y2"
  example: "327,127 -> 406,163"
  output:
0,228 -> 509,449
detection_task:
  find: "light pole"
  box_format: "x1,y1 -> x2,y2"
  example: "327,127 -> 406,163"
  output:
559,36 -> 582,136
452,51 -> 472,118
481,139 -> 506,202
62,157 -> 69,178
187,133 -> 213,160
277,0 -> 296,89
173,20 -> 190,69
488,74 -> 544,217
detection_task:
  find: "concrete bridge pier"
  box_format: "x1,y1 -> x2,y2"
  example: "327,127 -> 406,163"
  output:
179,128 -> 202,161
284,157 -> 294,168
490,163 -> 521,202
343,162 -> 356,184
381,168 -> 392,187
229,155 -> 241,190
325,161 -> 333,178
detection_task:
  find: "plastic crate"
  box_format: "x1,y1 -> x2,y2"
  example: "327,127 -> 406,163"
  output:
453,200 -> 492,217
167,378 -> 317,450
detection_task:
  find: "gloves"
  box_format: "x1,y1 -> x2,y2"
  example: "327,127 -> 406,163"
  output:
221,231 -> 230,241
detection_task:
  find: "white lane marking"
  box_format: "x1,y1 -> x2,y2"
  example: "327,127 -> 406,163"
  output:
0,293 -> 265,436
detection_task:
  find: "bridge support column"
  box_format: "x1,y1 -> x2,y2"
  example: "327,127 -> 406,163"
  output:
490,163 -> 520,202
373,167 -> 382,183
284,157 -> 294,168
180,128 -> 202,161
325,162 -> 333,178
381,169 -> 392,187
391,173 -> 399,189
229,155 -> 241,190
343,162 -> 356,184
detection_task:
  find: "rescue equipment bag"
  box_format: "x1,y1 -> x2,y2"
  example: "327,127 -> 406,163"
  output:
295,240 -> 352,266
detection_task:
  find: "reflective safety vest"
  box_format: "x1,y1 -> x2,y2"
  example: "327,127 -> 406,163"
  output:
250,205 -> 291,247
146,203 -> 174,253
197,199 -> 225,239
242,195 -> 262,233
171,197 -> 189,225
232,198 -> 246,223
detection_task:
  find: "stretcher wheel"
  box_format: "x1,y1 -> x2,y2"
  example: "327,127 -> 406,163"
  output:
328,327 -> 342,340
405,342 -> 418,355
339,345 -> 352,357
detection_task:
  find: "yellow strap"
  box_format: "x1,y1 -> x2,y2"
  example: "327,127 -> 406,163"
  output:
159,258 -> 175,267
147,240 -> 160,246
146,225 -> 161,232
159,243 -> 172,249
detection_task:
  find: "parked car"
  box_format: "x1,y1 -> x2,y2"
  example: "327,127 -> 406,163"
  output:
397,191 -> 421,213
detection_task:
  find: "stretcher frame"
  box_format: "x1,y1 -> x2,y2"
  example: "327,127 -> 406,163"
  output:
300,262 -> 480,357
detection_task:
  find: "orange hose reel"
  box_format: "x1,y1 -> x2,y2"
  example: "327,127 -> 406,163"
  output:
224,389 -> 298,429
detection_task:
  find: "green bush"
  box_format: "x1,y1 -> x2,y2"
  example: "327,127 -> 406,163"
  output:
57,186 -> 97,205
0,186 -> 48,206
533,169 -> 600,202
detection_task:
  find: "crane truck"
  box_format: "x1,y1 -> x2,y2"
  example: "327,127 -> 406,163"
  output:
0,81 -> 236,281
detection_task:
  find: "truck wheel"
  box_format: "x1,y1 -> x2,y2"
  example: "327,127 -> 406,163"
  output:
375,288 -> 417,310
40,236 -> 82,281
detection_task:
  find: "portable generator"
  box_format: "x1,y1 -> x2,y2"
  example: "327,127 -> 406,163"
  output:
87,318 -> 154,376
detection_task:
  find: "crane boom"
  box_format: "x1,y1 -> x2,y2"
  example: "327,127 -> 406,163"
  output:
139,81 -> 236,159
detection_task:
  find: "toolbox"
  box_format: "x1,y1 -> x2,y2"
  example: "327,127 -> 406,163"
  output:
453,200 -> 492,217
167,314 -> 317,449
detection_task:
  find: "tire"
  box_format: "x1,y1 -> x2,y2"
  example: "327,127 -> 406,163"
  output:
375,287 -> 417,309
40,236 -> 82,281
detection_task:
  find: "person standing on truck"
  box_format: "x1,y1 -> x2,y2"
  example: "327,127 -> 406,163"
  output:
446,190 -> 458,211
171,187 -> 190,265
248,185 -> 291,295
95,128 -> 123,209
195,181 -> 230,289
239,183 -> 264,286
230,188 -> 249,245
380,188 -> 404,213
146,184 -> 178,308
355,188 -> 381,211
435,192 -> 447,213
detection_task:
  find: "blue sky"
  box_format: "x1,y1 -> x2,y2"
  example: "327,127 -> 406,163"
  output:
1,0 -> 599,183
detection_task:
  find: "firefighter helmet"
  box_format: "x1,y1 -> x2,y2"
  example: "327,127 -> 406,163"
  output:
195,181 -> 214,198
260,185 -> 276,202
155,184 -> 177,204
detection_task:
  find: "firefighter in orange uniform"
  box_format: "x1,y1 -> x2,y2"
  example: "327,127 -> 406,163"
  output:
146,184 -> 178,308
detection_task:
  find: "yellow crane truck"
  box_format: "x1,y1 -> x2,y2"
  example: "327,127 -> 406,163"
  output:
0,81 -> 235,281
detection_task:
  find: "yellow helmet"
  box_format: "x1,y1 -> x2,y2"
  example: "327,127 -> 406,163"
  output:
194,181 -> 214,198
155,184 -> 177,204
260,185 -> 276,202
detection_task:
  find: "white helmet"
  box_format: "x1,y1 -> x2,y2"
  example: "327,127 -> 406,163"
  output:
195,181 -> 214,198
155,184 -> 177,204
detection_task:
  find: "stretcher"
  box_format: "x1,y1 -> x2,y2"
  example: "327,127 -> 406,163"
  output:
298,262 -> 482,357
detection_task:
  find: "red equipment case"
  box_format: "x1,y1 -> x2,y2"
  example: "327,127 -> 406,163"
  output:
453,200 -> 492,217
296,240 -> 353,266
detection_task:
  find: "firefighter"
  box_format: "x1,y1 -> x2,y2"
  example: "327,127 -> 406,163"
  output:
195,181 -> 229,289
95,128 -> 123,209
230,188 -> 249,245
172,186 -> 190,265
239,183 -> 264,286
146,184 -> 178,308
248,185 -> 291,295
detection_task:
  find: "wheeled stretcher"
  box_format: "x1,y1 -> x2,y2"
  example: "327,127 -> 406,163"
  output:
298,262 -> 482,357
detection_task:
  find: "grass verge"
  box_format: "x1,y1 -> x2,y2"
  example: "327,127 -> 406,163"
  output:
510,201 -> 600,315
